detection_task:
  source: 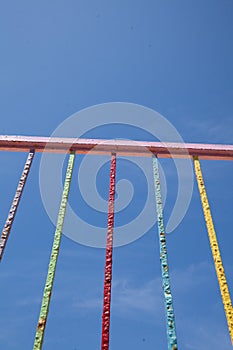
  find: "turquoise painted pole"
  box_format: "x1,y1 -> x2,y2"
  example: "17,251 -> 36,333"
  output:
33,152 -> 75,350
152,156 -> 178,350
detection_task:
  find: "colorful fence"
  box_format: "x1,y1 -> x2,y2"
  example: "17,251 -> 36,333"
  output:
0,136 -> 232,350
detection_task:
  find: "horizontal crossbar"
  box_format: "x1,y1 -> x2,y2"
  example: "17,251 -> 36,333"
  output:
0,135 -> 232,160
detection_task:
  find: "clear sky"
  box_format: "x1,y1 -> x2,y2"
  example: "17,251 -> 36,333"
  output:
0,1 -> 233,349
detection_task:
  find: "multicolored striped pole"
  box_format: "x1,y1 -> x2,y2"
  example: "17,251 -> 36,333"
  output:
193,156 -> 233,345
33,152 -> 75,350
0,149 -> 35,261
152,155 -> 178,350
101,153 -> 117,350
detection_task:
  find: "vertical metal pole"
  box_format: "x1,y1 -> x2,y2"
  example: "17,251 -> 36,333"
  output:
33,152 -> 75,350
152,156 -> 178,350
0,149 -> 35,261
101,153 -> 116,350
193,156 -> 233,345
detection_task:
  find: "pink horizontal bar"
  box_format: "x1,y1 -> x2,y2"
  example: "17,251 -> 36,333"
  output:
0,135 -> 232,160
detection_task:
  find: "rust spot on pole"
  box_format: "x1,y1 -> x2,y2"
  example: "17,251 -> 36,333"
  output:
37,318 -> 46,330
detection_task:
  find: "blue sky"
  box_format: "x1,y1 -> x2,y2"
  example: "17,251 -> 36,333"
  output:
0,1 -> 233,349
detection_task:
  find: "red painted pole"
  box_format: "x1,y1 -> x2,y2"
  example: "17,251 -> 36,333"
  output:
101,153 -> 116,350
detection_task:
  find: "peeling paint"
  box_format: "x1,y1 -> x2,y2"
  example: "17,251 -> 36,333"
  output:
0,150 -> 35,261
152,156 -> 178,350
193,156 -> 233,345
101,153 -> 116,350
33,152 -> 75,350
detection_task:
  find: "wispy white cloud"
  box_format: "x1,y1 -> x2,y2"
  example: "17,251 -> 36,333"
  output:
185,117 -> 233,144
72,261 -> 215,321
187,327 -> 230,350
16,296 -> 41,307
70,260 -> 232,348
170,261 -> 232,349
1,259 -> 232,349
72,277 -> 163,322
170,260 -> 213,292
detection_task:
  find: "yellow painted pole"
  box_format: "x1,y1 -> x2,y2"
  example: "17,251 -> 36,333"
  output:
193,156 -> 233,345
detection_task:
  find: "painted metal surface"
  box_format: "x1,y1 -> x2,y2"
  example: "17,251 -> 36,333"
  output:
152,156 -> 178,350
33,152 -> 75,350
0,135 -> 232,159
193,156 -> 233,345
101,153 -> 116,350
0,150 -> 35,261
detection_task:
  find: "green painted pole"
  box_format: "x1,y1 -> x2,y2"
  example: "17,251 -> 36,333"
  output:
33,152 -> 75,350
